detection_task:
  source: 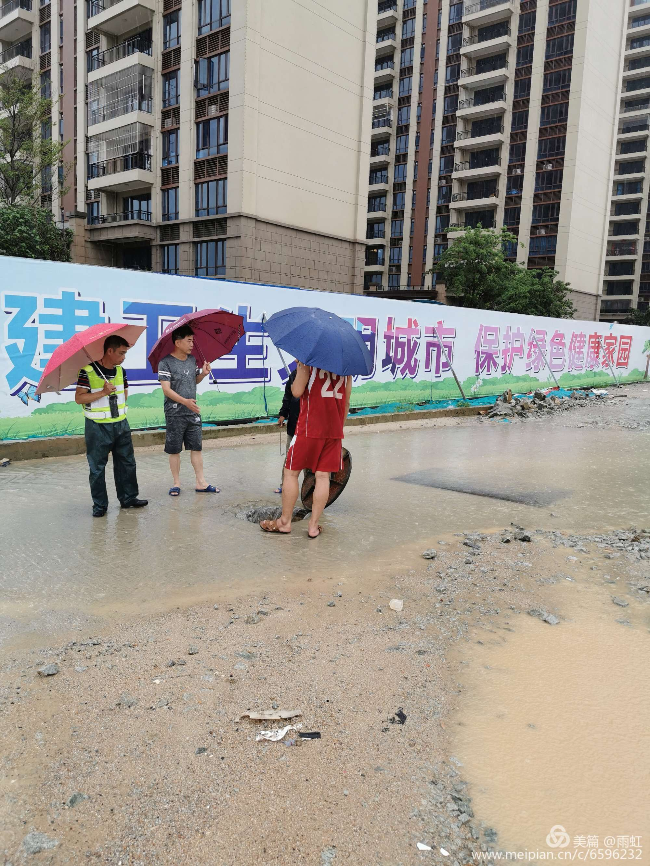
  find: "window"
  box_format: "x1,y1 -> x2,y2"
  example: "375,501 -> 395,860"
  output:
627,76 -> 650,93
543,69 -> 571,93
422,13 -> 427,33
467,179 -> 497,200
195,240 -> 226,277
478,21 -> 508,42
444,94 -> 458,114
366,221 -> 385,239
614,201 -> 640,216
548,0 -> 576,24
397,106 -> 410,126
449,3 -> 462,24
195,51 -> 229,96
439,154 -> 454,175
616,160 -> 645,175
504,206 -> 520,226
471,117 -> 501,137
630,36 -> 650,51
403,0 -> 415,8
374,83 -> 393,100
509,142 -> 526,163
162,129 -> 179,166
394,163 -> 407,182
163,11 -> 181,49
513,77 -> 531,100
437,185 -> 451,205
391,219 -> 404,237
538,135 -> 566,158
398,76 -> 412,97
123,193 -> 151,220
615,181 -> 642,196
162,244 -> 180,274
393,192 -> 406,210
366,246 -> 385,266
368,194 -> 387,212
369,168 -> 388,184
535,169 -> 563,191
532,202 -> 561,224
604,282 -> 634,296
476,53 -> 506,74
419,73 -> 423,93
387,274 -> 400,288
518,11 -> 536,33
389,246 -> 402,265
469,147 -> 500,169
162,70 -> 179,108
197,0 -> 230,35
447,33 -> 462,54
371,140 -> 390,157
59,15 -> 63,45
546,35 -> 574,60
441,124 -> 456,144
540,102 -> 569,126
436,214 -> 449,233
607,261 -> 635,276
511,110 -> 528,130
195,178 -> 227,216
395,133 -> 409,154
58,115 -> 63,139
402,18 -> 415,39
465,209 -> 495,229
87,201 -> 99,224
516,44 -> 534,67
377,27 -> 396,43
413,161 -> 418,180
196,116 -> 228,158
474,85 -> 504,106
445,63 -> 459,84
40,21 -> 51,53
625,98 -> 650,112
611,221 -> 639,236
162,187 -> 179,221
375,57 -> 394,72
41,119 -> 51,140
59,63 -> 63,93
508,172 -> 524,196
400,47 -> 414,67
41,72 -> 51,99
629,56 -> 650,71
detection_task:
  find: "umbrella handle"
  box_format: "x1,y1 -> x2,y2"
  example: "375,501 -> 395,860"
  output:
194,344 -> 219,389
262,313 -> 292,380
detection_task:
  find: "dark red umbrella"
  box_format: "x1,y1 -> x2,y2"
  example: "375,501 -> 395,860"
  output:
147,309 -> 245,374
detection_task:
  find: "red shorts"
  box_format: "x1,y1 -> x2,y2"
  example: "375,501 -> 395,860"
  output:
285,435 -> 343,473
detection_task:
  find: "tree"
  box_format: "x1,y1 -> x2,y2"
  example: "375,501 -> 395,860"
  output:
432,225 -> 576,318
625,307 -> 650,328
0,205 -> 72,262
0,73 -> 67,205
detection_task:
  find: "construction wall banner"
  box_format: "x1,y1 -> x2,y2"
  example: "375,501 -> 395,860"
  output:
2,257 -> 650,441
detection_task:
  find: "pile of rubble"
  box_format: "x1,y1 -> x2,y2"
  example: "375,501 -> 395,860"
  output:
485,388 -> 606,420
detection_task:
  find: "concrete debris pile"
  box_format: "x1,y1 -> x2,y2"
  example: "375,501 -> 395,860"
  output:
485,389 -> 608,420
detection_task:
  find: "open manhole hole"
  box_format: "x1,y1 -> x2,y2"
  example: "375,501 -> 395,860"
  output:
393,469 -> 569,508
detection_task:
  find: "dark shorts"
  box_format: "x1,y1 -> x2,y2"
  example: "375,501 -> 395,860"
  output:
164,413 -> 203,454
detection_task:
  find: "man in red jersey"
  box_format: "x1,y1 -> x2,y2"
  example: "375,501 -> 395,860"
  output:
260,361 -> 351,538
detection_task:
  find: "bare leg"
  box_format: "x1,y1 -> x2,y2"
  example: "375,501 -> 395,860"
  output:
169,453 -> 181,488
190,450 -> 210,490
308,471 -> 330,537
276,469 -> 300,533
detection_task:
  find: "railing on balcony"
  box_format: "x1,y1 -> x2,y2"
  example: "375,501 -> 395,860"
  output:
89,210 -> 152,225
377,0 -> 397,12
87,151 -> 152,178
87,0 -> 133,17
606,243 -> 638,256
0,37 -> 31,63
376,29 -> 396,43
454,158 -> 501,171
457,123 -> 504,139
452,187 -> 499,201
462,59 -> 508,77
459,91 -> 505,110
463,26 -> 510,46
372,116 -> 392,129
88,34 -> 152,71
0,0 -> 32,19
375,58 -> 394,72
88,96 -> 152,126
464,0 -> 512,15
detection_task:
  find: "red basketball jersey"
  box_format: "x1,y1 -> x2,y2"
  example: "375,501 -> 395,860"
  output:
295,368 -> 347,439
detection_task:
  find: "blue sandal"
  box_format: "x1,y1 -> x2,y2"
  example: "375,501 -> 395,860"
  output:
196,485 -> 220,493
169,487 -> 181,496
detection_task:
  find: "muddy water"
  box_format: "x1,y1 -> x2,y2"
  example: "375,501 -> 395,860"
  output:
453,560 -> 650,857
2,413 -> 650,649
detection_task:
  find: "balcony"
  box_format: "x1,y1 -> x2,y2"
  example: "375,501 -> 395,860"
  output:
613,162 -> 646,180
451,188 -> 500,209
0,0 -> 34,43
376,0 -> 397,27
88,96 -> 152,130
460,60 -> 509,89
455,123 -> 505,150
87,151 -> 153,192
0,37 -> 32,76
457,93 -> 507,120
375,28 -> 397,57
453,158 -> 502,180
463,0 -> 513,27
374,58 -> 394,86
606,242 -> 638,258
618,120 -> 650,139
628,16 -> 650,40
86,0 -> 155,36
88,211 -> 156,244
87,33 -> 152,81
460,28 -> 512,59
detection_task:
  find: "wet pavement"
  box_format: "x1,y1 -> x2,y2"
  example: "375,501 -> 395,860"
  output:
2,391 -> 650,651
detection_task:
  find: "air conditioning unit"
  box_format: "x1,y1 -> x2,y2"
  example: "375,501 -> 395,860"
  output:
538,228 -> 546,235
513,167 -> 523,175
544,162 -> 553,170
163,118 -> 173,128
208,104 -> 218,116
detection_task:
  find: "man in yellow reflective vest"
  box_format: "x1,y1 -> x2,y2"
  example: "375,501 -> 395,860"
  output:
75,335 -> 148,517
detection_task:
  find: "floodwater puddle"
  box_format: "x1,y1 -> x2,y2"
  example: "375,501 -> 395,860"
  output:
452,567 -> 650,857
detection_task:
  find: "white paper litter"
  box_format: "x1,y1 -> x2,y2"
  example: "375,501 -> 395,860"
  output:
440,848 -> 450,856
240,709 -> 301,721
256,723 -> 303,742
389,599 -> 404,612
416,842 -> 432,851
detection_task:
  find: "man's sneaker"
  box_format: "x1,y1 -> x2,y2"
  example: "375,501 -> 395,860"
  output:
121,498 -> 148,509
93,508 -> 107,518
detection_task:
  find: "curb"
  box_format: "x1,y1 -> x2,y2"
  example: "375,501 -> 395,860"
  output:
0,405 -> 485,463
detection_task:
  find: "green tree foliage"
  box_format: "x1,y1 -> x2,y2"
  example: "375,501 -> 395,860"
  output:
0,205 -> 72,261
625,308 -> 650,328
433,225 -> 576,319
0,73 -> 66,205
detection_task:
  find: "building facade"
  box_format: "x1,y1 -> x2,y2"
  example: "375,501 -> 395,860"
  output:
364,0 -> 626,320
602,0 -> 650,321
0,0 -> 374,292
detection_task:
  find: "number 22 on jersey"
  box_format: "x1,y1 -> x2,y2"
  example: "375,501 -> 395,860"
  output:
319,370 -> 344,399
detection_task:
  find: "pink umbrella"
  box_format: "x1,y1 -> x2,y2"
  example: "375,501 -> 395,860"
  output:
147,309 -> 245,374
36,322 -> 146,395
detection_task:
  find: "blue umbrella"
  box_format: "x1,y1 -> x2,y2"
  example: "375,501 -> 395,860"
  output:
263,307 -> 373,376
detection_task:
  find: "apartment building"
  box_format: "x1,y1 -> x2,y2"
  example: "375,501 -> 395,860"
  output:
365,0 -> 626,320
602,0 -> 650,321
0,0 -> 374,292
